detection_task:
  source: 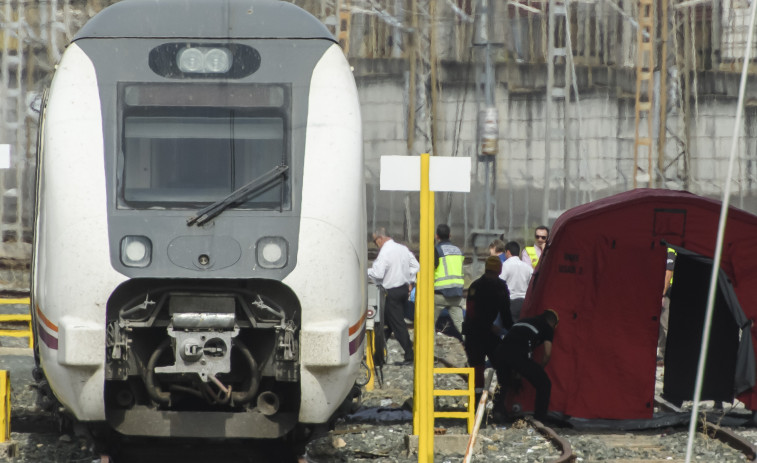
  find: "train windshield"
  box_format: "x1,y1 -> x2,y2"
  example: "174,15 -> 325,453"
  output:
119,83 -> 290,210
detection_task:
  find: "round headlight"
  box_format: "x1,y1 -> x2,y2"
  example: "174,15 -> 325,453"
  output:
125,240 -> 147,262
204,48 -> 232,73
177,48 -> 204,73
256,237 -> 288,269
262,242 -> 282,263
121,236 -> 152,268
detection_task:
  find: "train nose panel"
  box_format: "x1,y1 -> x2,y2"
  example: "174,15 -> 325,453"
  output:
167,235 -> 242,270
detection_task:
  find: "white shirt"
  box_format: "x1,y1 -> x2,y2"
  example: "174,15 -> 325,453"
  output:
367,239 -> 420,290
501,255 -> 533,299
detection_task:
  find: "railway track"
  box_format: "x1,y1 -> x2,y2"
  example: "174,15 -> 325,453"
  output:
7,331 -> 757,463
436,351 -> 757,463
514,407 -> 757,463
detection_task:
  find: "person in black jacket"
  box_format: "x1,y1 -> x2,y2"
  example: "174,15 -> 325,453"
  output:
463,255 -> 512,397
493,309 -> 559,421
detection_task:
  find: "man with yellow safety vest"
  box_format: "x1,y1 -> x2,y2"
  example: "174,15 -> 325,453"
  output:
521,225 -> 549,268
433,224 -> 465,338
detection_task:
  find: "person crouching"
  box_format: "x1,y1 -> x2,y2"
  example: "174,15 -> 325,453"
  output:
493,309 -> 559,422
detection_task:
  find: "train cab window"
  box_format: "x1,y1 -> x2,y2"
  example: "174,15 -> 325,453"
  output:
118,84 -> 290,210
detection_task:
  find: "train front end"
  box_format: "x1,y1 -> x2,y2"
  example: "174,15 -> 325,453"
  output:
32,0 -> 366,438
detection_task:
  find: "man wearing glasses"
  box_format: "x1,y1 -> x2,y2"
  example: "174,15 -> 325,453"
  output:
521,225 -> 549,269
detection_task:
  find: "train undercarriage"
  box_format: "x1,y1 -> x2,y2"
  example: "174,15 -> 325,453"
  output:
103,279 -> 302,438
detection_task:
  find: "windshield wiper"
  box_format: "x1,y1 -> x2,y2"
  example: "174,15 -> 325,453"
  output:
187,164 -> 289,227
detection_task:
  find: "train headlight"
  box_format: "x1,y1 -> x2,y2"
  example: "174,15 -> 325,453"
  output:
204,48 -> 231,73
121,236 -> 152,268
176,48 -> 204,73
256,237 -> 288,269
177,47 -> 232,74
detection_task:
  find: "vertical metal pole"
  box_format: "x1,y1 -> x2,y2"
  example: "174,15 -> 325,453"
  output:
430,0 -> 440,157
543,0 -> 556,225
483,0 -> 494,108
407,0 -> 417,157
484,164 -> 491,230
658,0 -> 669,185
479,0 -> 496,230
417,153 -> 435,461
685,1 -> 757,460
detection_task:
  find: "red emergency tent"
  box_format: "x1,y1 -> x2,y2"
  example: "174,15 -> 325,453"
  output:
517,189 -> 757,420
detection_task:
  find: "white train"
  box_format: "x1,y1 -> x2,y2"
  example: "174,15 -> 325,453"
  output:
32,0 -> 366,439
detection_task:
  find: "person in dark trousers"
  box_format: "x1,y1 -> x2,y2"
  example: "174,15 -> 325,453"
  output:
493,309 -> 559,421
433,224 -> 465,338
464,255 -> 512,397
368,228 -> 420,365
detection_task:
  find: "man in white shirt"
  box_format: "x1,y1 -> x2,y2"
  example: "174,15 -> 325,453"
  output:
501,241 -> 533,321
368,228 -> 420,364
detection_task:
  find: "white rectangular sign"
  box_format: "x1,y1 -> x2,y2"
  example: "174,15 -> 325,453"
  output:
379,155 -> 471,192
380,155 -> 420,191
0,145 -> 10,169
429,156 -> 471,192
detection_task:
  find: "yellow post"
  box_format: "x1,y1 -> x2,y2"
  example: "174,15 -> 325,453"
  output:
0,370 -> 9,443
416,153 -> 435,461
365,330 -> 375,391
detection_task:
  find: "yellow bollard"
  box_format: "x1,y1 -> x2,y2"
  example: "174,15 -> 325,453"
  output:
0,370 -> 9,443
364,330 -> 376,391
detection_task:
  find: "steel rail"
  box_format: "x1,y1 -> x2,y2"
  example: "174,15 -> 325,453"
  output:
524,416 -> 575,463
655,396 -> 757,463
702,420 -> 757,462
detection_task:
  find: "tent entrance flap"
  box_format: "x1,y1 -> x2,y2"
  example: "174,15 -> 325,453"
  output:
661,248 -> 750,404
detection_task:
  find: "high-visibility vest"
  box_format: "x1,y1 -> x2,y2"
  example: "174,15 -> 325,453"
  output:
434,243 -> 464,295
667,247 -> 677,286
525,246 -> 539,268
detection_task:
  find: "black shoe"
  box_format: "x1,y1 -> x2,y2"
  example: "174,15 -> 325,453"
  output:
395,359 -> 413,366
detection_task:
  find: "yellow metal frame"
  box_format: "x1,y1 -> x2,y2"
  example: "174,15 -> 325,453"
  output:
433,367 -> 475,434
0,370 -> 9,443
0,297 -> 32,349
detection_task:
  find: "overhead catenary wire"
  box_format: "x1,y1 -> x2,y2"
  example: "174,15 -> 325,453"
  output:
684,0 -> 757,461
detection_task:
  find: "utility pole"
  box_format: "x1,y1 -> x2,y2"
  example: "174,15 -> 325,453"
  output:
407,0 -> 417,157
469,0 -> 503,258
657,0 -> 669,185
543,0 -> 572,224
